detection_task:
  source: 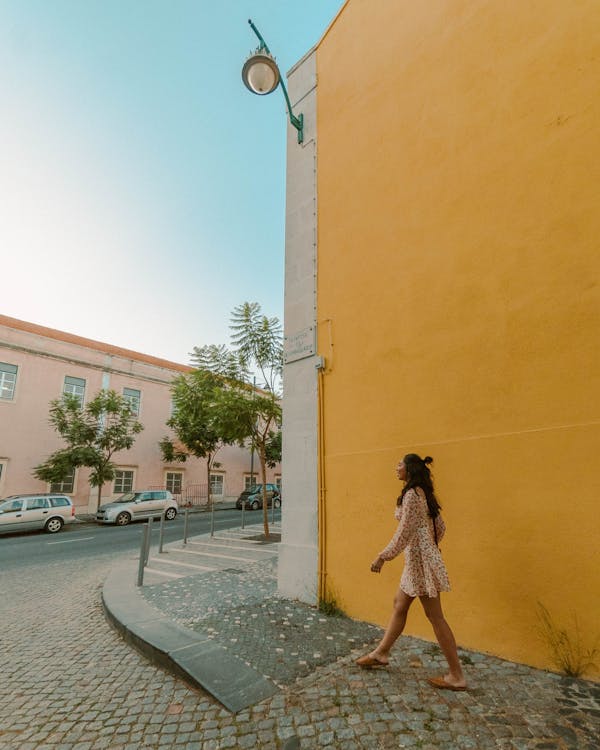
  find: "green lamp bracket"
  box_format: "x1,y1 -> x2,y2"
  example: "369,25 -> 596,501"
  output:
247,19 -> 304,144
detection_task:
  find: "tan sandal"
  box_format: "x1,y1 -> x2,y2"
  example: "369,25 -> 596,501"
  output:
427,676 -> 467,691
356,654 -> 389,669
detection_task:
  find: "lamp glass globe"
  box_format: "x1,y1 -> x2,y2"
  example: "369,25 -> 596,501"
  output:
245,58 -> 279,94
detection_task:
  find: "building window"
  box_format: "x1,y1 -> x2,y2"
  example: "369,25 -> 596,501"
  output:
166,471 -> 183,494
275,476 -> 282,490
210,474 -> 224,496
64,376 -> 86,406
0,362 -> 18,400
123,387 -> 141,416
114,470 -> 134,494
244,475 -> 257,490
50,470 -> 75,494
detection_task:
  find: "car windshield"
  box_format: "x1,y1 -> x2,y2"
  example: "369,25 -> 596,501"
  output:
114,492 -> 137,503
246,485 -> 262,493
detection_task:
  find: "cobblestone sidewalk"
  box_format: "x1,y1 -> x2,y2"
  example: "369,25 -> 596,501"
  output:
141,557 -> 383,688
141,548 -> 600,749
1,548 -> 598,749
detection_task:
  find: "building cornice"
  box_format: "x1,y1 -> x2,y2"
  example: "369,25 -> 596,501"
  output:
0,314 -> 193,375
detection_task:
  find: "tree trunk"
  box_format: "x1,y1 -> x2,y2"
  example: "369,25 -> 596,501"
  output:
96,482 -> 103,512
206,455 -> 212,510
260,448 -> 269,538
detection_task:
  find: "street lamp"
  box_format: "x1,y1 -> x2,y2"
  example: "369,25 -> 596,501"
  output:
242,19 -> 304,144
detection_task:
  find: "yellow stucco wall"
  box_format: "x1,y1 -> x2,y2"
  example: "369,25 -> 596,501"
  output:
315,0 -> 600,677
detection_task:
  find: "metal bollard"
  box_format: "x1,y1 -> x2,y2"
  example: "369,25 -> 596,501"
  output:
158,511 -> 165,553
144,516 -> 153,565
241,497 -> 246,529
210,497 -> 215,537
183,506 -> 189,545
137,522 -> 151,587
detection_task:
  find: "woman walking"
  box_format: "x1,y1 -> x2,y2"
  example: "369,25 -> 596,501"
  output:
356,454 -> 467,690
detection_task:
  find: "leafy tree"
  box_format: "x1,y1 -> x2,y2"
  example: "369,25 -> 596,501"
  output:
265,429 -> 282,468
159,367 -> 244,508
34,390 -> 143,510
230,302 -> 282,395
190,302 -> 283,536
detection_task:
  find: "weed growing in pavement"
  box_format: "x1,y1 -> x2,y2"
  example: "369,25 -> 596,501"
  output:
423,710 -> 436,734
536,601 -> 598,678
318,589 -> 347,618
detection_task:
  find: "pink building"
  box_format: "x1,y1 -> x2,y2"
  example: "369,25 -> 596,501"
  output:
0,315 -> 280,512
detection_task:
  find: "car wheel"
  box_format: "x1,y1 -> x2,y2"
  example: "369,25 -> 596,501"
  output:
251,500 -> 260,510
274,497 -> 281,509
165,507 -> 177,521
115,511 -> 131,526
45,517 -> 64,533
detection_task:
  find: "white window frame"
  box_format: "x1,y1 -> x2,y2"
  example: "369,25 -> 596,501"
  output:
49,469 -> 75,494
123,387 -> 141,416
165,471 -> 183,495
63,376 -> 86,407
0,460 -> 6,494
0,362 -> 18,401
244,475 -> 256,490
210,473 -> 224,496
275,476 -> 282,490
114,469 -> 135,494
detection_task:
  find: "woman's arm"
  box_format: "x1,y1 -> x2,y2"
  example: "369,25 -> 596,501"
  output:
377,490 -> 421,562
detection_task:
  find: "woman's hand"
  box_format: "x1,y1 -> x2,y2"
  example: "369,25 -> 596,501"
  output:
370,556 -> 384,573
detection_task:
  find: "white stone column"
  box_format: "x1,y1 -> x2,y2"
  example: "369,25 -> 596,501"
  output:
278,49 -> 320,604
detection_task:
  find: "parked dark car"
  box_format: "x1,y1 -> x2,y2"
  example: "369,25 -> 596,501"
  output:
236,484 -> 281,510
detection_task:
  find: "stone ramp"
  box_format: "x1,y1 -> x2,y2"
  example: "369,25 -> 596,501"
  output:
102,523 -> 281,712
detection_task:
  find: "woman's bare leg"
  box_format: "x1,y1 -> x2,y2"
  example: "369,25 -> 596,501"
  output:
368,589 -> 415,662
419,595 -> 466,686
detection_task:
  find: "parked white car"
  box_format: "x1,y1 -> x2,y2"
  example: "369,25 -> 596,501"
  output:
0,494 -> 76,534
96,490 -> 178,526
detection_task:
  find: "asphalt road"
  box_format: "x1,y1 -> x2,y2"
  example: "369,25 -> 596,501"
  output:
0,507 -> 280,570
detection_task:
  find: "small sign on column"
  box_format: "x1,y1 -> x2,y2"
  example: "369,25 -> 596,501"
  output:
284,326 -> 316,364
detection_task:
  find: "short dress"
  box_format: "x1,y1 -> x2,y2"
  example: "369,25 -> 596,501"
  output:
379,487 -> 451,598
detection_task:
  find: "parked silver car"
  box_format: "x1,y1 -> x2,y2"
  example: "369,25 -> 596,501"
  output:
96,490 -> 178,526
0,493 -> 76,534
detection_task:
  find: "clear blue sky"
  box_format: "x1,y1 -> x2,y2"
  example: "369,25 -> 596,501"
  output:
0,1 -> 342,363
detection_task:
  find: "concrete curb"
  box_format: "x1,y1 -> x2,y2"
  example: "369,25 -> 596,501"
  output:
102,559 -> 279,713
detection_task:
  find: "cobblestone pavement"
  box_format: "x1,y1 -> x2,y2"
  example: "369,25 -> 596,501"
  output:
1,551 -> 599,750
141,558 -> 383,687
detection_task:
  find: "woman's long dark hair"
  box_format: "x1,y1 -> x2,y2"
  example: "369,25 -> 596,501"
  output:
397,453 -> 441,518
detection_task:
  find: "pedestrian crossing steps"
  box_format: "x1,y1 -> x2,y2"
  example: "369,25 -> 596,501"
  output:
142,523 -> 280,585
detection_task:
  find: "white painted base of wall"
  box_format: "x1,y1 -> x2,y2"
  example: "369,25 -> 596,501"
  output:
87,495 -> 99,514
277,541 -> 318,604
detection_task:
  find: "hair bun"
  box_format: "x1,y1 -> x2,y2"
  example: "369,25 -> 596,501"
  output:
423,456 -> 433,465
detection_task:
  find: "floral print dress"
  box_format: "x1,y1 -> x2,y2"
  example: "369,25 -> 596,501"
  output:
379,487 -> 450,598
